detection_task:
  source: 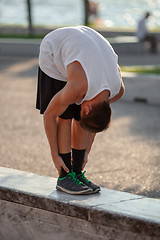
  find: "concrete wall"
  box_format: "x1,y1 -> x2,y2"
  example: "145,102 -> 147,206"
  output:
1,26 -> 160,39
0,36 -> 149,57
0,39 -> 41,57
122,72 -> 160,106
0,167 -> 160,240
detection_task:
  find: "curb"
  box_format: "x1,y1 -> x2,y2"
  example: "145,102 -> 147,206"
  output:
122,72 -> 160,106
0,167 -> 160,239
0,39 -> 41,57
0,38 -> 148,56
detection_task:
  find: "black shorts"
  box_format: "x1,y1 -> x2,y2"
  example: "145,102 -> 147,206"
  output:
36,67 -> 81,121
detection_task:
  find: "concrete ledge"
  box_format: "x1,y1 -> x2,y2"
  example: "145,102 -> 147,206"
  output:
122,72 -> 160,106
0,39 -> 41,57
1,26 -> 160,39
111,36 -> 148,54
0,37 -> 148,57
0,167 -> 160,239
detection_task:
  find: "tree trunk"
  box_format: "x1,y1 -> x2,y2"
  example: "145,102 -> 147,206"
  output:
26,0 -> 33,36
83,0 -> 89,25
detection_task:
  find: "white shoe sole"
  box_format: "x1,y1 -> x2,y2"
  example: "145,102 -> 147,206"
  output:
92,188 -> 101,193
56,185 -> 93,195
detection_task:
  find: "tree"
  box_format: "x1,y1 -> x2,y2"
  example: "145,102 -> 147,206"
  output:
26,0 -> 33,36
83,0 -> 89,25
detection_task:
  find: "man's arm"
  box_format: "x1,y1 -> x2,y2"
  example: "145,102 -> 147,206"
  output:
43,61 -> 87,175
108,65 -> 125,104
43,81 -> 83,174
43,113 -> 69,175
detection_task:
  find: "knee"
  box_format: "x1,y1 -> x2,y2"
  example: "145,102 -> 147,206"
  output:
57,117 -> 72,126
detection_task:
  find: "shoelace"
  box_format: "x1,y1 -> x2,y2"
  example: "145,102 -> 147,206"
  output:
79,171 -> 91,183
68,171 -> 83,186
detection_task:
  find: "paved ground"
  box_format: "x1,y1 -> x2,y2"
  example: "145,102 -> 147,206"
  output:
0,54 -> 160,199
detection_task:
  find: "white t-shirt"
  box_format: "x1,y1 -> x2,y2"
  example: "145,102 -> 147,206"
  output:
39,26 -> 121,104
136,18 -> 148,40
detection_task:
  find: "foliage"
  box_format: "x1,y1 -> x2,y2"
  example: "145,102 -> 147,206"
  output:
121,65 -> 160,75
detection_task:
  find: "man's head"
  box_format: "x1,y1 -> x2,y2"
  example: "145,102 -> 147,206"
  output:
80,101 -> 111,133
145,12 -> 151,19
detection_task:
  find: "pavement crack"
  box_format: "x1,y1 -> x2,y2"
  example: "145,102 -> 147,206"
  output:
112,197 -> 145,204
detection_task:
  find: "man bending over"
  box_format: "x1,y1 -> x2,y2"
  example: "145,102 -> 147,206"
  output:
36,26 -> 125,195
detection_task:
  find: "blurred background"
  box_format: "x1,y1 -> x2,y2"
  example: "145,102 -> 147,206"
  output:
0,0 -> 160,30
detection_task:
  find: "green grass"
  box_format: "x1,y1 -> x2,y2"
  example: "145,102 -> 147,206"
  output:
121,66 -> 160,75
0,34 -> 45,39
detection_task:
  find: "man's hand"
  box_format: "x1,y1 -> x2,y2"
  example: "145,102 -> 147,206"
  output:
53,155 -> 70,176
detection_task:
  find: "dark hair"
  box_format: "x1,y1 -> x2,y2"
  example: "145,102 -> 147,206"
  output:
80,101 -> 111,133
145,12 -> 151,18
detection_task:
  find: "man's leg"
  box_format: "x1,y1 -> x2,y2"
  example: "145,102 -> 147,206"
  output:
71,119 -> 100,193
56,117 -> 93,194
72,118 -> 96,171
71,119 -> 88,174
57,117 -> 72,177
57,117 -> 72,154
144,35 -> 158,53
150,35 -> 157,52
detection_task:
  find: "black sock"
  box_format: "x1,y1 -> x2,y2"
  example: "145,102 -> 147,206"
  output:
59,152 -> 72,178
72,148 -> 86,174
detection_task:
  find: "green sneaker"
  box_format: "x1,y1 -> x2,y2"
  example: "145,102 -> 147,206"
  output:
77,171 -> 101,193
56,171 -> 93,195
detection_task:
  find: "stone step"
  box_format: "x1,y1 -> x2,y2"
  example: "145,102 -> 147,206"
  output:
122,72 -> 160,106
0,37 -> 150,57
0,167 -> 160,240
